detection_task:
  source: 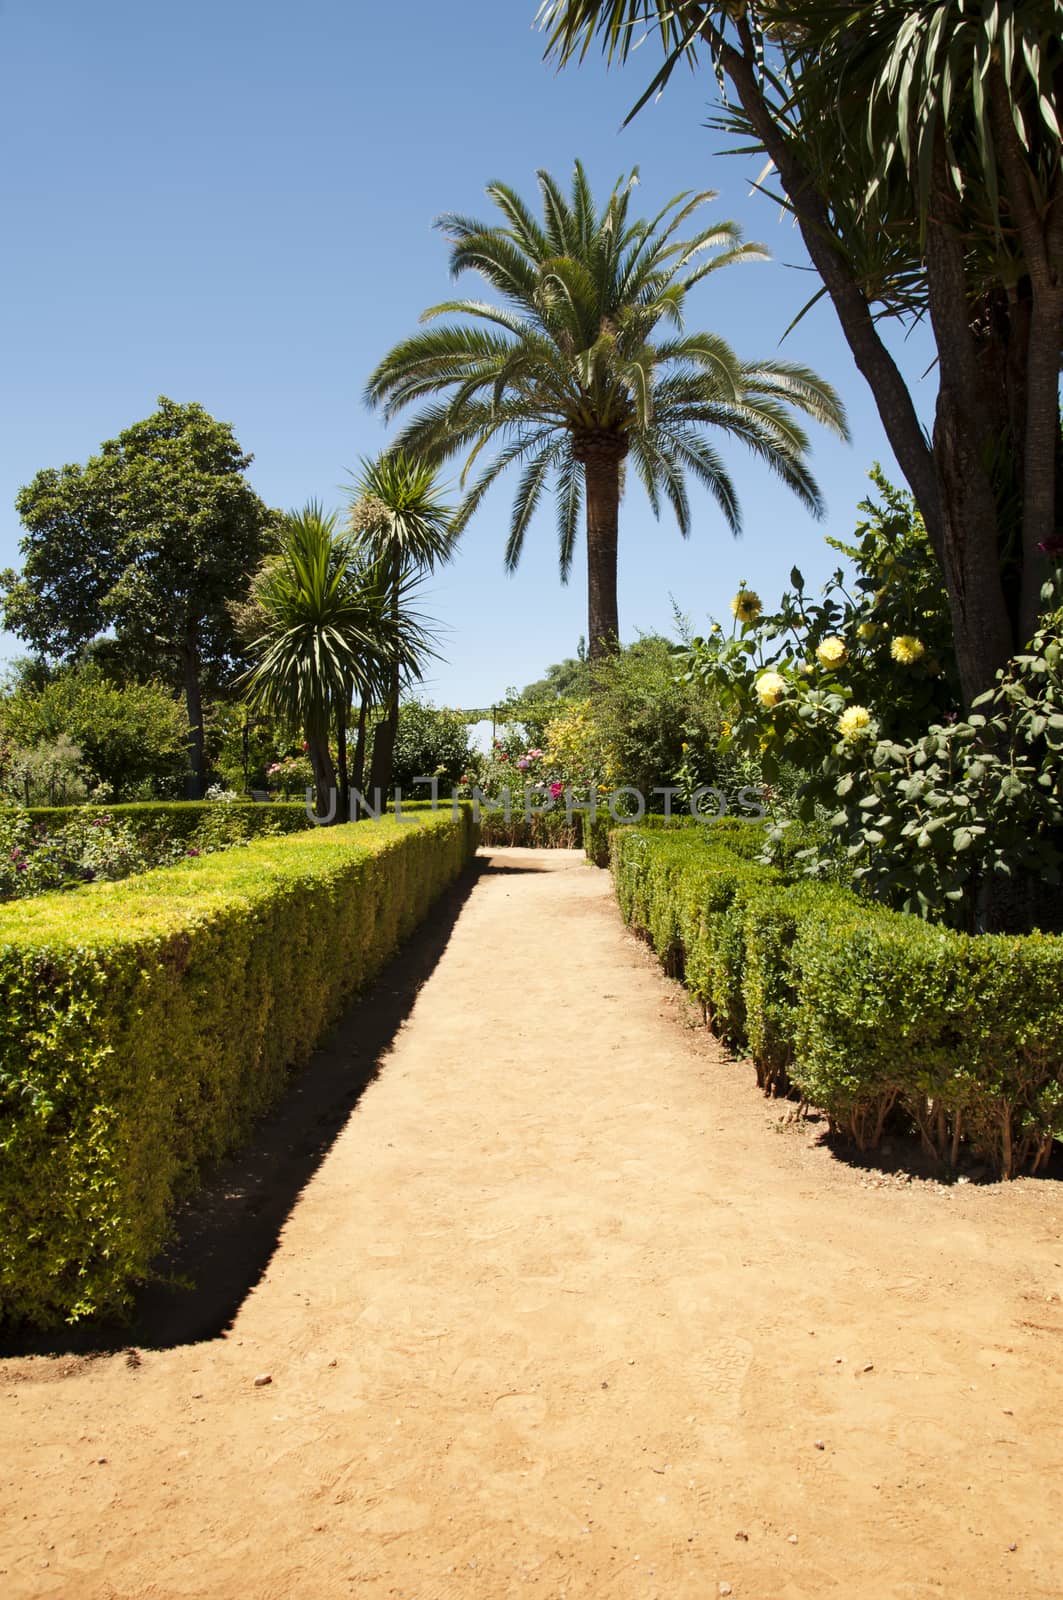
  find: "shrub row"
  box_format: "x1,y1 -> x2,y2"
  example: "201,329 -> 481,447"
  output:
479,810 -> 583,849
611,822 -> 1063,1178
0,807 -> 478,1327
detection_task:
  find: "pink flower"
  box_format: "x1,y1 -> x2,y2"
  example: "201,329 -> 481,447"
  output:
550,781 -> 564,799
301,740 -> 308,752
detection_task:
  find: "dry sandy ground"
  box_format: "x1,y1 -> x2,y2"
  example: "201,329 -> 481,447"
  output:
3,847 -> 1063,1600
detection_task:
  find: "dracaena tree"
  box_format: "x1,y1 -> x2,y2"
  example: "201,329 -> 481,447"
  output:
538,2 -> 1063,704
239,505 -> 437,818
366,160 -> 847,659
347,452 -> 459,795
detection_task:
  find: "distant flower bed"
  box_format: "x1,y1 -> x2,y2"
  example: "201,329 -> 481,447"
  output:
0,802 -> 302,902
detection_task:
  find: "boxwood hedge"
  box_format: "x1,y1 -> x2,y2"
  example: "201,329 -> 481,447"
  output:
611,821 -> 1063,1177
0,807 -> 477,1328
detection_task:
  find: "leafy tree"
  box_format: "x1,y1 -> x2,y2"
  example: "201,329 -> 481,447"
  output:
348,453 -> 459,795
366,160 -> 847,658
518,654 -> 592,704
2,397 -> 275,795
390,700 -> 475,794
540,3 -> 1063,702
0,662 -> 188,799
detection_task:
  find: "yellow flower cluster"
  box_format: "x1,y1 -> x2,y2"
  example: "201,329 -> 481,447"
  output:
755,670 -> 787,708
730,589 -> 763,624
837,704 -> 872,741
816,635 -> 848,668
856,621 -> 880,642
890,635 -> 925,665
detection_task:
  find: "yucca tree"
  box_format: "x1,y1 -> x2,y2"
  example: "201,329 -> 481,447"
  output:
348,452 -> 458,794
240,504 -> 434,817
366,160 -> 848,658
538,3 -> 1063,701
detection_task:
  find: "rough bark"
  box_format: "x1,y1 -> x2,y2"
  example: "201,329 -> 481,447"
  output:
989,65 -> 1063,643
351,698 -> 369,801
336,701 -> 349,823
924,145 -> 1018,703
572,427 -> 627,659
369,666 -> 400,795
307,729 -> 337,821
177,639 -> 207,799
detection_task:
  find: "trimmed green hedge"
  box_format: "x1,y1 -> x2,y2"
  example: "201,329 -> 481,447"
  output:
611,821 -> 1063,1177
0,807 -> 478,1327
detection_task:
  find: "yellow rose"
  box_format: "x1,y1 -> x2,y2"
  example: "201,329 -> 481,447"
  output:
857,621 -> 879,642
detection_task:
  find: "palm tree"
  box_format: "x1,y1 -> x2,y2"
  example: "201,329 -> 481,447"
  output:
366,160 -> 848,659
348,452 -> 458,795
240,504 -> 432,818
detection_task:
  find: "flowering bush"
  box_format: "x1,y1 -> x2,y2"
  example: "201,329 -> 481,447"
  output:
0,803 -> 293,902
265,752 -> 314,797
0,810 -> 166,900
685,471 -> 1063,930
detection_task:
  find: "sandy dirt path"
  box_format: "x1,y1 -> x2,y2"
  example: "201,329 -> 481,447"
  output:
3,847 -> 1063,1600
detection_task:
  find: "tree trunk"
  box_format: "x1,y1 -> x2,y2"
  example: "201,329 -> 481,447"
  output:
336,701 -> 349,823
178,640 -> 207,799
720,21 -> 942,542
989,66 -> 1063,643
573,428 -> 626,659
719,20 -> 1020,705
351,697 -> 369,798
369,664 -> 400,794
307,728 -> 337,821
923,150 -> 1018,703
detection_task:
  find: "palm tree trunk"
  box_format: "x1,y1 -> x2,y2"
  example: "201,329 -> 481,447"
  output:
575,430 -> 626,659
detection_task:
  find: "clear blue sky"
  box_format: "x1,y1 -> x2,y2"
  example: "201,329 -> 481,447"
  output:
0,0 -> 936,709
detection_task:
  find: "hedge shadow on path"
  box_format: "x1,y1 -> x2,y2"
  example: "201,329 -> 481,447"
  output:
1,852 -> 546,1359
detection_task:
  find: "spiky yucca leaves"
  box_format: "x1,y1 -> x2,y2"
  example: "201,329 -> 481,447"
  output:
241,504 -> 435,816
366,160 -> 847,658
347,452 -> 458,794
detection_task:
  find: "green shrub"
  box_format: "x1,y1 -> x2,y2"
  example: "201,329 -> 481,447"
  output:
792,915 -> 1063,1173
20,799 -> 310,845
479,809 -> 582,848
389,700 -> 475,794
0,807 -> 478,1327
741,880 -> 855,1097
611,821 -> 1063,1176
